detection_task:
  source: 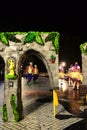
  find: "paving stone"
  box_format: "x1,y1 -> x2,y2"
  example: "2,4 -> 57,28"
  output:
0,102 -> 84,130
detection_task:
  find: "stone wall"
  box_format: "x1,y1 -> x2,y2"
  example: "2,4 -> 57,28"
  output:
82,54 -> 87,86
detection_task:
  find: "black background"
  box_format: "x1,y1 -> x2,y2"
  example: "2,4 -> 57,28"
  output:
0,1 -> 87,69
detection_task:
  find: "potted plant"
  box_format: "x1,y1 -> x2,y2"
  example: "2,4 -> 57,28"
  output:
50,55 -> 56,63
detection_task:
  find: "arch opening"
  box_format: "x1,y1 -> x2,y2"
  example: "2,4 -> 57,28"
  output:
18,49 -> 51,117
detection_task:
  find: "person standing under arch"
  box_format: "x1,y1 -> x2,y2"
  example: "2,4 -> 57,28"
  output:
33,65 -> 39,84
26,62 -> 33,86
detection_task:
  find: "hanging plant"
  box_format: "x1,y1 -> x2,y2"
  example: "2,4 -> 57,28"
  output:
50,55 -> 56,63
10,94 -> 19,123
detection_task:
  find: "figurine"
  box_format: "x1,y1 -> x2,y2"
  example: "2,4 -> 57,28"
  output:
8,59 -> 15,76
26,62 -> 33,86
71,63 -> 83,90
33,65 -> 39,84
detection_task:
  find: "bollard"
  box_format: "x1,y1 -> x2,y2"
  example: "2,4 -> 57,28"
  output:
86,94 -> 87,102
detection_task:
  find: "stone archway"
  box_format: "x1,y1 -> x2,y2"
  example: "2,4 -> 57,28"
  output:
0,32 -> 59,122
19,49 -> 53,84
17,49 -> 57,117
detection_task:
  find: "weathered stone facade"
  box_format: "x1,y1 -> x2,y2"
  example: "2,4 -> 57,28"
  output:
80,42 -> 87,86
82,54 -> 87,86
0,33 -> 59,122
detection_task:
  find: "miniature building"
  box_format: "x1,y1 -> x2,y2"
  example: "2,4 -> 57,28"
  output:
0,32 -> 60,121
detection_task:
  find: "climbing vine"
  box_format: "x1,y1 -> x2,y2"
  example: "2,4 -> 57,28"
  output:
1,104 -> 8,122
10,94 -> 19,123
80,42 -> 87,55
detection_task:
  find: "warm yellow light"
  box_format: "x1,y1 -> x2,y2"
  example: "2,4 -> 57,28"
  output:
62,62 -> 66,67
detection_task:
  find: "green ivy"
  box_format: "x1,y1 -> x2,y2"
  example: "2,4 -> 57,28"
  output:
10,94 -> 19,123
1,104 -> 8,122
45,32 -> 60,54
80,42 -> 87,55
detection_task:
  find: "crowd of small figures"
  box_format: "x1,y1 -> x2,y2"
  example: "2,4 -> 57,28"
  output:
59,62 -> 83,91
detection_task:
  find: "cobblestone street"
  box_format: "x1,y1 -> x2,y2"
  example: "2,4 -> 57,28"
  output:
0,77 -> 86,129
0,102 -> 83,130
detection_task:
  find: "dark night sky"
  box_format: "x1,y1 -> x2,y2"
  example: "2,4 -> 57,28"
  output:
0,2 -> 87,69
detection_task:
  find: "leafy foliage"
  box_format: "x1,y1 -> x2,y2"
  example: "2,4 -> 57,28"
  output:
50,55 -> 56,59
80,42 -> 87,55
24,31 -> 44,45
45,32 -> 60,54
6,74 -> 18,80
35,32 -> 44,45
24,32 -> 36,43
0,33 -> 9,46
10,94 -> 19,122
5,33 -> 21,43
53,35 -> 59,54
0,32 -> 21,46
0,32 -> 60,48
1,104 -> 8,122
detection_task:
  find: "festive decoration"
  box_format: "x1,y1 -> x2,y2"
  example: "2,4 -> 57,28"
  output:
10,94 -> 19,123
